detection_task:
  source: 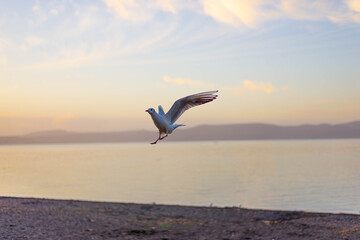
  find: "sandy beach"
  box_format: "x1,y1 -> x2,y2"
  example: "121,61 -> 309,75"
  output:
0,197 -> 359,239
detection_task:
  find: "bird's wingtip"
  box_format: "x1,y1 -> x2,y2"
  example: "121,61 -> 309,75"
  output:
213,90 -> 219,98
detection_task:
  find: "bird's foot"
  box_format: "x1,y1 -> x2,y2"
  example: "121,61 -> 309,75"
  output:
150,138 -> 160,144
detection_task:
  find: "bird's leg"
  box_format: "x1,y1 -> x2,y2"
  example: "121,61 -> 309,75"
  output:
150,132 -> 162,144
150,138 -> 159,144
150,133 -> 168,144
159,134 -> 168,140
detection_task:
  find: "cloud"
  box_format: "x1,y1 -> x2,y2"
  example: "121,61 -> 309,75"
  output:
347,0 -> 360,12
201,0 -> 281,28
22,45 -> 107,70
104,0 -> 360,26
243,80 -> 275,93
104,0 -> 137,20
104,0 -> 197,21
156,0 -> 181,14
202,0 -> 360,27
29,1 -> 66,28
280,0 -> 360,23
163,75 -> 215,88
163,77 -> 284,95
280,0 -> 326,21
344,0 -> 360,22
20,16 -> 179,71
21,24 -> 177,71
223,80 -> 277,95
104,0 -> 157,21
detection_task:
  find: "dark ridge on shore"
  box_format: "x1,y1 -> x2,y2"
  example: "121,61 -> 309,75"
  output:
1,197 -> 359,239
0,120 -> 360,145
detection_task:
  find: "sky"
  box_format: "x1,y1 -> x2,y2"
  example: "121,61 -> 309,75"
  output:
1,0 -> 360,135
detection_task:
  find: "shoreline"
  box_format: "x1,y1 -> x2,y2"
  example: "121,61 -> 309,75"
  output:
1,197 -> 359,239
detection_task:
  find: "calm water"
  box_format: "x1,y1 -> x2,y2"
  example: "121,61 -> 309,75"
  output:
0,140 -> 359,214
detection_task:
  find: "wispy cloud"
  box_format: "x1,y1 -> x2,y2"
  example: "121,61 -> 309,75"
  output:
21,21 -> 178,71
21,44 -> 109,70
104,0 -> 169,21
103,0 -> 192,21
200,0 -> 281,28
104,0 -> 360,27
243,80 -> 275,93
14,0 -> 360,72
222,80 -> 279,95
163,76 -> 284,95
202,0 -> 360,27
163,75 -> 215,88
28,1 -> 65,29
281,0 -> 360,23
104,0 -> 140,20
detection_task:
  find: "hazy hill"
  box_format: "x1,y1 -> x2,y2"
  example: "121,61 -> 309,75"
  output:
0,121 -> 359,145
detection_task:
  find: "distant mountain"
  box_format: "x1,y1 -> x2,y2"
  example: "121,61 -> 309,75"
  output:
0,121 -> 359,145
25,130 -> 72,137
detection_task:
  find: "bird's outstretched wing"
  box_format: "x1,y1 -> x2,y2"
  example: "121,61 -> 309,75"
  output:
165,90 -> 218,124
158,105 -> 165,116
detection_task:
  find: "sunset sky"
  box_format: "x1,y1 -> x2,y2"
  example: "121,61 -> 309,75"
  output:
1,0 -> 360,135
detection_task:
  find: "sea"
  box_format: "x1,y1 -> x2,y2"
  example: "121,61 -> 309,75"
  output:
0,140 -> 359,214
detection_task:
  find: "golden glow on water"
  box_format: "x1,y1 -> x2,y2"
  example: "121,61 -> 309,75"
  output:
0,140 -> 359,213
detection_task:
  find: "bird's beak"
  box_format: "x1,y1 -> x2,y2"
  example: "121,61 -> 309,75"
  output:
145,110 -> 149,113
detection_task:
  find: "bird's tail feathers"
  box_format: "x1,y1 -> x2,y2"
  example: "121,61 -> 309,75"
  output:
172,124 -> 185,130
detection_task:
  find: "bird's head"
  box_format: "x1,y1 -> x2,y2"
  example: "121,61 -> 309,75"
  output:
145,108 -> 155,115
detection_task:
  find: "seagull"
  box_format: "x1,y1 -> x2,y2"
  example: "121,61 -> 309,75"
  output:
146,90 -> 218,144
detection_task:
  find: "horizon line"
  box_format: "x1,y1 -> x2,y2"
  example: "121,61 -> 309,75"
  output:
1,119 -> 359,138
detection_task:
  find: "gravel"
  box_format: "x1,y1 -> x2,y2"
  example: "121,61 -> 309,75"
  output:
0,197 -> 359,239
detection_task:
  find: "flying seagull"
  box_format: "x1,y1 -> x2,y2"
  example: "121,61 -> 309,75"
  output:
146,90 -> 218,144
